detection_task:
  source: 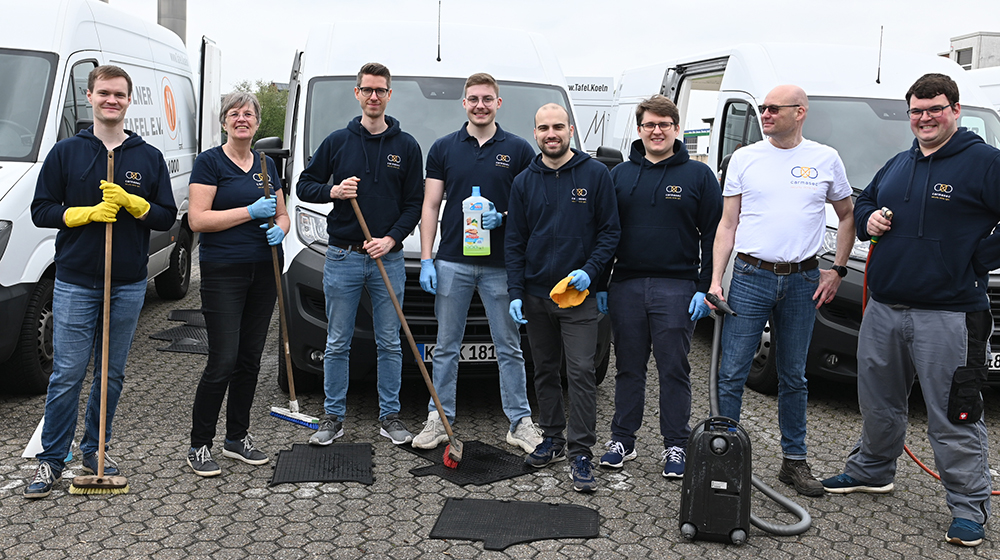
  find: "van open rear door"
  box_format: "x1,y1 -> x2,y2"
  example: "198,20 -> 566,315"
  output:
199,36 -> 222,153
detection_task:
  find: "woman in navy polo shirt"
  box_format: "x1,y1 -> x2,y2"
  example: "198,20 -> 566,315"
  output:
185,91 -> 289,477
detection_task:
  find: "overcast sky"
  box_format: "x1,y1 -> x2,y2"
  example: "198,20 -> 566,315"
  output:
113,0 -> 1000,90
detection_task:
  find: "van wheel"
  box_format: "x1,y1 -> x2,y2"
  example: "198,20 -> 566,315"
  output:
277,326 -> 320,394
155,228 -> 191,300
0,278 -> 54,394
745,318 -> 779,395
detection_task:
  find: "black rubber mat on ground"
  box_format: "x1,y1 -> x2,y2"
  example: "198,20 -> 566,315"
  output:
149,325 -> 209,354
269,443 -> 373,486
167,308 -> 206,328
429,497 -> 600,550
401,440 -> 533,486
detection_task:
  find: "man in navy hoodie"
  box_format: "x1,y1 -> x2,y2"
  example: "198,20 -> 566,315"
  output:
506,103 -> 620,492
27,65 -> 177,498
296,62 -> 423,446
822,73 -> 999,548
596,96 -> 722,479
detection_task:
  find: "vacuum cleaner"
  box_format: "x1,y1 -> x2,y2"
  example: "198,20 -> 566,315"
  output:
678,293 -> 812,544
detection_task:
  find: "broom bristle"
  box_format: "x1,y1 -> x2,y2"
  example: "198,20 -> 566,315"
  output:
69,474 -> 129,495
443,444 -> 459,469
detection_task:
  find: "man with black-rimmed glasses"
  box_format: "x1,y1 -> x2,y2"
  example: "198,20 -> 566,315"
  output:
707,84 -> 854,497
823,73 -> 998,548
297,62 -> 423,446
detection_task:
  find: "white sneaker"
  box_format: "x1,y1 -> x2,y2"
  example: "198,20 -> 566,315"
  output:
506,417 -> 544,453
411,411 -> 448,449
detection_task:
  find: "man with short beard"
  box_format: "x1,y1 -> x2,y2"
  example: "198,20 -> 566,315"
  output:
505,103 -> 620,493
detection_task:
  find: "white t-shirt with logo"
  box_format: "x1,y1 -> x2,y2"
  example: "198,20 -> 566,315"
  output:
723,139 -> 851,263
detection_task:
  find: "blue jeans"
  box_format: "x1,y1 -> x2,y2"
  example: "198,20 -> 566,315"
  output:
717,256 -> 819,459
322,245 -> 404,420
430,260 -> 530,432
608,277 -> 696,449
38,278 -> 146,471
191,260 -> 276,448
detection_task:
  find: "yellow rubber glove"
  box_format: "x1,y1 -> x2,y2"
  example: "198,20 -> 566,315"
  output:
64,201 -> 120,227
101,180 -> 150,218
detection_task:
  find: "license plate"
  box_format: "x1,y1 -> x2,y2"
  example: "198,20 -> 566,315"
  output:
990,354 -> 1000,372
417,343 -> 496,363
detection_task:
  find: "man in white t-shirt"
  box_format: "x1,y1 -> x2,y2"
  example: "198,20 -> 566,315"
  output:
707,84 -> 855,497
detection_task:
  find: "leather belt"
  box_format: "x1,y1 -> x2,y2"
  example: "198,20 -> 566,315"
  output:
737,253 -> 818,276
332,242 -> 402,255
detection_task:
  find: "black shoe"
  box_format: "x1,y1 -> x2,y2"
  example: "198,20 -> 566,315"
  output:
81,451 -> 120,476
778,458 -> 825,497
187,445 -> 221,477
222,434 -> 269,466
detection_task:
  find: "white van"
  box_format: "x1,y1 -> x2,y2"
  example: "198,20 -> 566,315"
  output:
0,0 -> 221,393
259,21 -> 613,391
969,66 -> 1000,111
601,43 -> 1000,392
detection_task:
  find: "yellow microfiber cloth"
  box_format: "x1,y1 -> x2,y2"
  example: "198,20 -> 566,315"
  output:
549,276 -> 589,309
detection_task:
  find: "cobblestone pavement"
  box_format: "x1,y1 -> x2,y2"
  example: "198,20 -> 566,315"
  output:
1,260 -> 998,559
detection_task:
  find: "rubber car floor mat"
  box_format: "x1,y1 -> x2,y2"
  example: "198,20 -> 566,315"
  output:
167,308 -> 206,328
429,497 -> 600,550
149,324 -> 209,354
270,443 -> 373,486
401,440 -> 533,486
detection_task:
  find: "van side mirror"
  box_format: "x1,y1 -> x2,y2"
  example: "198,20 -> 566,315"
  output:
76,119 -> 94,134
254,136 -> 289,183
595,146 -> 624,171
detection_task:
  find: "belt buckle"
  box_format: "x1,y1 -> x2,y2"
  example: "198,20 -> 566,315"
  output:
773,262 -> 793,275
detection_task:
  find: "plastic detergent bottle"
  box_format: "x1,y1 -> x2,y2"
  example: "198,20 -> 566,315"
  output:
463,186 -> 490,256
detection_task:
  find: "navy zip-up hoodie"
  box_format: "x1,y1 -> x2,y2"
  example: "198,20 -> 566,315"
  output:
296,115 -> 423,246
856,127 -> 1000,311
31,128 -> 177,287
506,149 -> 620,301
608,139 -> 722,291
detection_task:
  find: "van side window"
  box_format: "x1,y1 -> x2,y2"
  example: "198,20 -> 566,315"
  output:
719,101 -> 762,171
59,61 -> 96,141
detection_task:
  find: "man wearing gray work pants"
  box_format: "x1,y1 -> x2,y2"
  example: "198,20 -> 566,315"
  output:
822,73 -> 998,548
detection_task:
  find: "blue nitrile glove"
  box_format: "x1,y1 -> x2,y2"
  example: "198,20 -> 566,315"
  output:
260,223 -> 285,246
509,299 -> 527,325
247,196 -> 276,220
689,291 -> 710,321
482,202 -> 503,230
420,259 -> 437,294
596,291 -> 608,315
568,269 -> 591,291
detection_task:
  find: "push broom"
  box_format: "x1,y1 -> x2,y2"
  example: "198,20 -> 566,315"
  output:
350,198 -> 462,468
70,149 -> 129,495
262,154 -> 320,429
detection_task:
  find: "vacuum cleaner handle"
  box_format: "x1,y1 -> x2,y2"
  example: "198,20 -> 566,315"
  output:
706,292 -> 737,317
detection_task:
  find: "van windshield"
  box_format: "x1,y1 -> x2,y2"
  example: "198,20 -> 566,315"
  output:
305,77 -> 579,166
0,49 -> 57,161
803,97 -> 1000,191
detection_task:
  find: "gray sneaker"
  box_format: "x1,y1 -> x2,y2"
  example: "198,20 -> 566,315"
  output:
379,414 -> 413,445
187,445 -> 221,477
222,434 -> 269,466
309,416 -> 344,446
412,411 -> 448,449
506,417 -> 543,453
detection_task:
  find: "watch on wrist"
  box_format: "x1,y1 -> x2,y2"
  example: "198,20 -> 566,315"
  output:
831,265 -> 848,278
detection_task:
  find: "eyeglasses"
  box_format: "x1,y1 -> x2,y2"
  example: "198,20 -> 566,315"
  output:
465,96 -> 496,107
907,104 -> 954,119
227,110 -> 257,121
758,104 -> 800,115
358,87 -> 389,99
639,122 -> 677,131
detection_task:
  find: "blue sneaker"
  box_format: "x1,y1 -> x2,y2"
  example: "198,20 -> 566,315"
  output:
946,517 -> 984,547
81,451 -> 120,476
525,437 -> 566,468
662,446 -> 686,479
24,462 -> 61,499
599,440 -> 636,468
821,473 -> 894,494
569,455 -> 597,492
